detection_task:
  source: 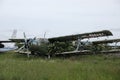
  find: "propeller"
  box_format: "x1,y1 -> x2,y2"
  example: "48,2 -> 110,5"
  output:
16,32 -> 36,58
23,32 -> 37,49
23,32 -> 28,49
23,32 -> 33,58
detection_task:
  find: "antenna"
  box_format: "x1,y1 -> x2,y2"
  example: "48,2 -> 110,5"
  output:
11,29 -> 17,39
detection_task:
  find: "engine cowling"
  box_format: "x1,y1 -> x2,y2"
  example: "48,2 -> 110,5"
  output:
0,43 -> 4,48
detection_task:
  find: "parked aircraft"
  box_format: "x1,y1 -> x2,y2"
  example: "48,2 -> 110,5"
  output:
92,38 -> 120,53
0,30 -> 17,52
2,29 -> 118,57
0,41 -> 17,52
9,30 -> 113,57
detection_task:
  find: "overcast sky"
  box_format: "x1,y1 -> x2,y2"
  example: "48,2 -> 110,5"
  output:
0,0 -> 120,40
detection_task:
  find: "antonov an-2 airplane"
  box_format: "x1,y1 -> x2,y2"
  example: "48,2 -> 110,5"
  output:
2,30 -> 119,58
5,30 -> 112,57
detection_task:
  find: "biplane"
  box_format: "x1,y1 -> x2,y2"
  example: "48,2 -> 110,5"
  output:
8,30 -> 113,58
92,39 -> 120,53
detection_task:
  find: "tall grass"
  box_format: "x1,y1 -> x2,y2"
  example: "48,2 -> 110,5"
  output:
0,52 -> 120,80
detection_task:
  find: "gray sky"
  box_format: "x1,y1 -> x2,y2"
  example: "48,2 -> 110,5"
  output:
0,0 -> 120,40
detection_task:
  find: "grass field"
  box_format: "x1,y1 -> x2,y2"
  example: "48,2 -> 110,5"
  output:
0,51 -> 120,80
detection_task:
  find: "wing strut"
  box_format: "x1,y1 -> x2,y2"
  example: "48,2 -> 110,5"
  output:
75,37 -> 82,51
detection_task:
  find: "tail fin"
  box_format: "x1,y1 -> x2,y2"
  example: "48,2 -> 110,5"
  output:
44,32 -> 46,39
11,29 -> 17,39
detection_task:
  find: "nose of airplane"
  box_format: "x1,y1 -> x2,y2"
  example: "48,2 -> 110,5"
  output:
0,43 -> 4,48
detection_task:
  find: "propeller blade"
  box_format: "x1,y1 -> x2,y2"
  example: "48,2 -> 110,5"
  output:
23,32 -> 28,49
23,32 -> 27,43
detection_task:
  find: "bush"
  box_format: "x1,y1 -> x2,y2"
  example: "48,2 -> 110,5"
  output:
48,41 -> 75,54
29,43 -> 48,55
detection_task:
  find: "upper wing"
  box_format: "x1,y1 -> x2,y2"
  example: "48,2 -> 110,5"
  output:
0,40 -> 13,43
9,39 -> 28,43
92,39 -> 120,44
0,39 -> 26,43
48,30 -> 113,42
9,39 -> 30,43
